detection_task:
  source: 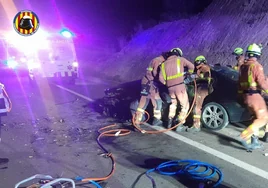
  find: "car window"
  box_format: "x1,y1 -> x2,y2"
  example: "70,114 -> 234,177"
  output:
211,65 -> 238,82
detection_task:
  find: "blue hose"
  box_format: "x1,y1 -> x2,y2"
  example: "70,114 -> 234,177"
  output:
89,180 -> 103,188
146,160 -> 223,188
75,176 -> 103,188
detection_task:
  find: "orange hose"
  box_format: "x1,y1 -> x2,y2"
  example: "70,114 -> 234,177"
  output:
132,80 -> 197,134
81,124 -> 131,182
81,80 -> 197,183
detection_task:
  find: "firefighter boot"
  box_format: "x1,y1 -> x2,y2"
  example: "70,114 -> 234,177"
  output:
239,138 -> 253,151
187,120 -> 201,133
187,126 -> 201,133
260,132 -> 268,143
250,135 -> 263,149
167,119 -> 173,129
152,118 -> 163,126
175,125 -> 187,132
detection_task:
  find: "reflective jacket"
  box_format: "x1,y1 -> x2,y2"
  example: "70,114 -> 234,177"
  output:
141,56 -> 165,85
159,55 -> 194,87
238,58 -> 268,94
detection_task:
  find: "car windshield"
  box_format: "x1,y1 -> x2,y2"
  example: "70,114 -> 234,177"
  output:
212,65 -> 238,82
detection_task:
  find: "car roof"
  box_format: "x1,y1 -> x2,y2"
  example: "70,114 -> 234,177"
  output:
211,64 -> 239,82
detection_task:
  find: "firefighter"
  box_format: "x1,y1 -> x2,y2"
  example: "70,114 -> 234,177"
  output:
158,48 -> 195,129
238,43 -> 268,150
133,54 -> 165,126
232,47 -> 245,71
186,55 -> 212,132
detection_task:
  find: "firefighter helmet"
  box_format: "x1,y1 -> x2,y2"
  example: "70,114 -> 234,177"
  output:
194,55 -> 207,66
233,47 -> 243,56
19,15 -> 34,30
246,43 -> 262,57
170,48 -> 183,57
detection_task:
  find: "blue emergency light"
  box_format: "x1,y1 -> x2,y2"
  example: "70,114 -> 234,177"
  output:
60,29 -> 74,38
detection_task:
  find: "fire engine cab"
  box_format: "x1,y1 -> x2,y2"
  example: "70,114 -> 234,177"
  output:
1,28 -> 78,83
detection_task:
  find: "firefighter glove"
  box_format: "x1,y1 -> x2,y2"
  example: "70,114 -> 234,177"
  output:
140,83 -> 150,96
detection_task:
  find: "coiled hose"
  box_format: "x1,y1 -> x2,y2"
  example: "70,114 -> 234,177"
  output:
76,80 -> 197,186
146,160 -> 223,188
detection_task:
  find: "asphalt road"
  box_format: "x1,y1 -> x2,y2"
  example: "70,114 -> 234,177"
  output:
1,75 -> 268,188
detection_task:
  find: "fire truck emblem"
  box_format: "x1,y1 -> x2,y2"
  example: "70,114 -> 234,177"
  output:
13,10 -> 40,36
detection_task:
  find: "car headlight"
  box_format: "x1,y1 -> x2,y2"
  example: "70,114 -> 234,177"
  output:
72,61 -> 78,67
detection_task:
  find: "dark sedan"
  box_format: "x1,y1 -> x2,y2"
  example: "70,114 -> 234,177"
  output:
94,64 -> 267,131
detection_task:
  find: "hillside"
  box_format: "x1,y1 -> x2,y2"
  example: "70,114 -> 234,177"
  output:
97,0 -> 268,82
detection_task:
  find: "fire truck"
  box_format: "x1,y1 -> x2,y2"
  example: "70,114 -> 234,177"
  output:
1,29 -> 79,83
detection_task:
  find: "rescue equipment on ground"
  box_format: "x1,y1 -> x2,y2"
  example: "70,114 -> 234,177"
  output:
146,159 -> 223,188
15,76 -> 223,188
0,83 -> 12,114
15,174 -> 103,188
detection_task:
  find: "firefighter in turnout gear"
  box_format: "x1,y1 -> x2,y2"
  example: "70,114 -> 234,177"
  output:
134,55 -> 165,126
238,43 -> 268,150
187,55 -> 212,132
232,47 -> 245,71
159,48 -> 195,129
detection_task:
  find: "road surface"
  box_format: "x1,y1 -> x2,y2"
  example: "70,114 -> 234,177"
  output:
1,75 -> 268,188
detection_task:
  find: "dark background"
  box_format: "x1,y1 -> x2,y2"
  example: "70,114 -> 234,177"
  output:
8,0 -> 212,48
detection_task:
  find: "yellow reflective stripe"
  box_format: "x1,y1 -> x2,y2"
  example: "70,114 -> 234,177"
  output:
161,59 -> 184,81
147,67 -> 153,71
238,90 -> 243,94
161,63 -> 167,81
137,108 -> 145,113
207,77 -> 211,84
166,59 -> 183,80
188,69 -> 194,73
167,73 -> 184,80
240,82 -> 257,87
177,59 -> 181,74
248,64 -> 255,86
233,66 -> 238,70
251,82 -> 257,86
200,73 -> 204,78
193,115 -> 201,118
264,89 -> 268,93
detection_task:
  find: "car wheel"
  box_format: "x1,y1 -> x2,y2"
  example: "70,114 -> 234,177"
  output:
201,102 -> 229,130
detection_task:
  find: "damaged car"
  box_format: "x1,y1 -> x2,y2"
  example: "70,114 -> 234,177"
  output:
93,64 -> 268,131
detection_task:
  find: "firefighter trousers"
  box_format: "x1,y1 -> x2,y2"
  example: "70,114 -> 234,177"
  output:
240,93 -> 268,141
168,85 -> 189,122
192,84 -> 209,128
135,85 -> 162,124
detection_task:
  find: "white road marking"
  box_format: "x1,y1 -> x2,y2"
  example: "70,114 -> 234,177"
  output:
56,85 -> 268,180
152,125 -> 268,180
54,84 -> 94,102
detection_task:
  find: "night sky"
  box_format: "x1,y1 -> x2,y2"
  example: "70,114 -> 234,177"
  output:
1,0 -> 211,45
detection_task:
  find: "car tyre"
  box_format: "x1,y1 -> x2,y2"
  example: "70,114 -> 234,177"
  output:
201,102 -> 229,131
